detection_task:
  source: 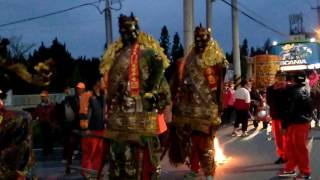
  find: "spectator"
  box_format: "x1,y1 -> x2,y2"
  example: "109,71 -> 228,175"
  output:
0,89 -> 3,109
232,79 -> 251,137
58,88 -> 76,164
249,80 -> 261,128
81,77 -> 106,179
266,71 -> 288,164
222,81 -> 235,125
255,89 -> 270,129
32,90 -> 56,156
278,72 -> 312,179
65,82 -> 90,174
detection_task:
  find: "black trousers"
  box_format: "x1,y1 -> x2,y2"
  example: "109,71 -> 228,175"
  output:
39,122 -> 54,156
234,109 -> 249,132
222,106 -> 235,124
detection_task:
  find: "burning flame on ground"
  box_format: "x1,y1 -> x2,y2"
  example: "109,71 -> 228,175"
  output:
214,138 -> 228,165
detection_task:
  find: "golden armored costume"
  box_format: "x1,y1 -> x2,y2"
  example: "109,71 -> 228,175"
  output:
100,14 -> 170,180
0,108 -> 34,180
169,26 -> 227,177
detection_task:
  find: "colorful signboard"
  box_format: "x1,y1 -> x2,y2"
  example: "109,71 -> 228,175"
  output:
270,42 -> 320,71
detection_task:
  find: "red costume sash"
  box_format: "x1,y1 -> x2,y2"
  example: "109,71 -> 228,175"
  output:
129,43 -> 140,97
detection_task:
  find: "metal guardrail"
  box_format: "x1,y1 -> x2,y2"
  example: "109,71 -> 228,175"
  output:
6,93 -> 65,109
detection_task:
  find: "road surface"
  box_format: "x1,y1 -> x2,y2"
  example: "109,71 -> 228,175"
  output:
34,122 -> 320,180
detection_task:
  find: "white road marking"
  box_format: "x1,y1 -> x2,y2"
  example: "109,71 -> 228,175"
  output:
242,129 -> 261,141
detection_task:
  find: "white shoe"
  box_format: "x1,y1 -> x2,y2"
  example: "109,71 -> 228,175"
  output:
278,170 -> 296,177
241,131 -> 249,137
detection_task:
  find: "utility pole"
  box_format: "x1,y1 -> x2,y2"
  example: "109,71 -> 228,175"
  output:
183,0 -> 194,54
312,0 -> 320,29
206,0 -> 213,30
105,0 -> 113,48
232,0 -> 241,87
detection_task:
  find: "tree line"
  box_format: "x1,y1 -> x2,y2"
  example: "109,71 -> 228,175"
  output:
0,26 -> 271,94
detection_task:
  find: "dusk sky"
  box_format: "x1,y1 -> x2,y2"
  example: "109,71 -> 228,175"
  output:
0,0 -> 317,58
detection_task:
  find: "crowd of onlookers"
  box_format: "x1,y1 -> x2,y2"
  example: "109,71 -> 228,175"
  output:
222,78 -> 270,137
221,70 -> 318,179
28,70 -> 318,179
31,77 -> 106,178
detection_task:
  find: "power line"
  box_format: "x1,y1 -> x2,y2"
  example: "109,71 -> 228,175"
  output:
0,0 -> 103,28
220,0 -> 288,37
0,18 -> 103,32
237,1 -> 269,24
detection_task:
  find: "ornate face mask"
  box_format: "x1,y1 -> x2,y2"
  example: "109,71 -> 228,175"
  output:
194,25 -> 211,54
118,13 -> 139,46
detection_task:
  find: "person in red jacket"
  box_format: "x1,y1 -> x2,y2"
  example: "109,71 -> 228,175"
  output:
222,81 -> 235,125
33,90 -> 56,156
232,79 -> 251,137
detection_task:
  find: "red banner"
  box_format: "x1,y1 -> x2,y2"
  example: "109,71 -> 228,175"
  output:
129,43 -> 140,97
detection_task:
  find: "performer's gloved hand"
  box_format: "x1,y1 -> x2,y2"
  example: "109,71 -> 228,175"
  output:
143,91 -> 159,109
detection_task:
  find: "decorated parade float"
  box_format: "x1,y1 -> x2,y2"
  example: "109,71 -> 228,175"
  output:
252,54 -> 280,89
251,39 -> 320,89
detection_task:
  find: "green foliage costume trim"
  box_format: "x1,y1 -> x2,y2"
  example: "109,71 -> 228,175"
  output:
99,31 -> 170,74
188,39 -> 228,68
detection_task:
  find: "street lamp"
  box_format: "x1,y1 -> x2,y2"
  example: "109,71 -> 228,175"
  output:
272,41 -> 278,46
310,37 -> 316,42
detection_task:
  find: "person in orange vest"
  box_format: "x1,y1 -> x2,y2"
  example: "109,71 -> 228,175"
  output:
64,82 -> 91,174
76,82 -> 92,177
81,77 -> 106,179
168,25 -> 227,180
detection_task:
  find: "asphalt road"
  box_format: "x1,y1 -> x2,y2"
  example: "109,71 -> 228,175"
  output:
34,122 -> 320,180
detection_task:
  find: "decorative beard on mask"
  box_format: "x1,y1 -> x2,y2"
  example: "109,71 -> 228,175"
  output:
118,13 -> 139,46
194,25 -> 211,55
